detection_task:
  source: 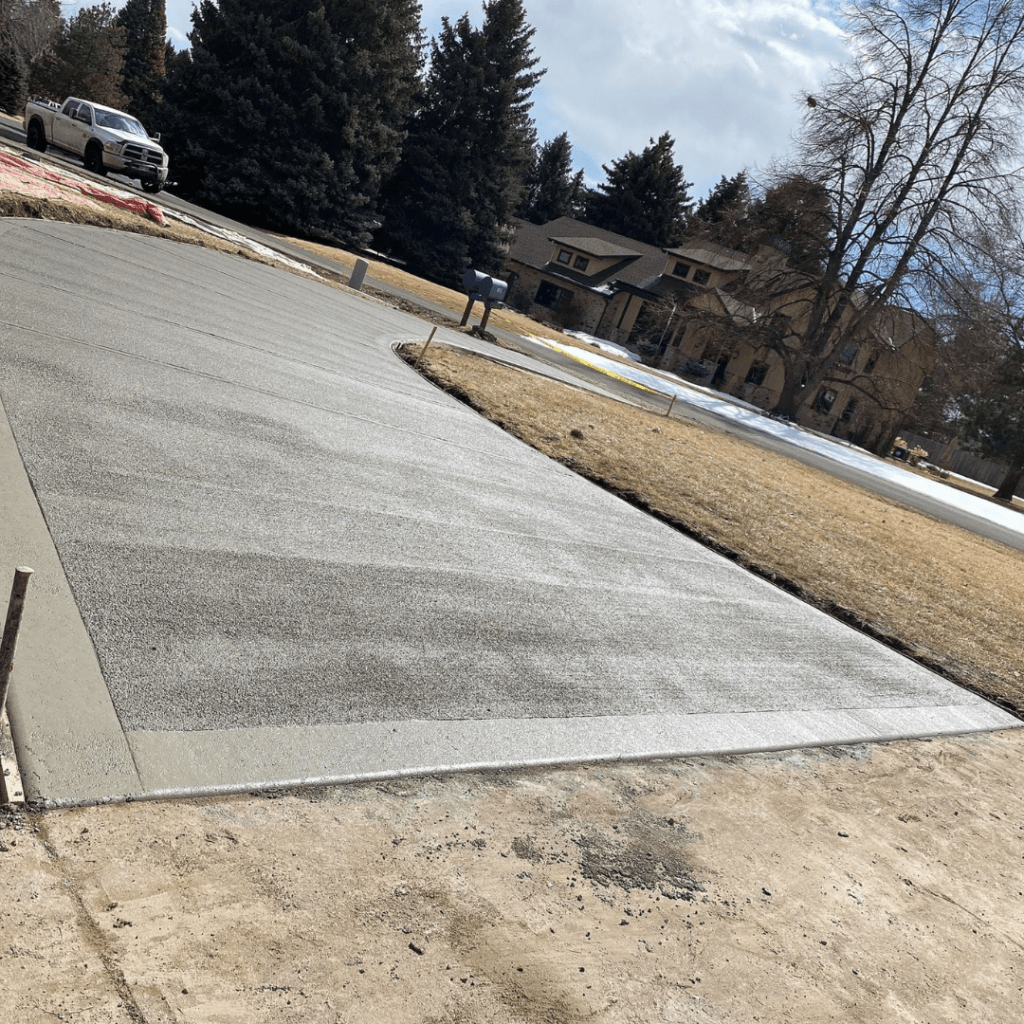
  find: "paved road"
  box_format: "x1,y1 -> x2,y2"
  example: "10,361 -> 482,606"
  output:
0,221 -> 1017,805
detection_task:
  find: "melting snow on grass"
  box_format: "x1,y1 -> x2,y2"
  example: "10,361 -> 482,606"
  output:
532,336 -> 1024,540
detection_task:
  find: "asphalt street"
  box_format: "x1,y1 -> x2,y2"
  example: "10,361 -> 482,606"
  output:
0,220 -> 1017,805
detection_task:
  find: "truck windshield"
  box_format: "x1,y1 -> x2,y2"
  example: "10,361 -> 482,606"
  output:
95,111 -> 148,137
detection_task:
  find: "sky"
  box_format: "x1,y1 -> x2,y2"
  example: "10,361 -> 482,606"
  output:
64,0 -> 853,200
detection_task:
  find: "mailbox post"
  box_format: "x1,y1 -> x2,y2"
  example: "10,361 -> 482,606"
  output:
460,269 -> 508,332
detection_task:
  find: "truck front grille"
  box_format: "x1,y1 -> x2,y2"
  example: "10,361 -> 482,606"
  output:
123,144 -> 163,166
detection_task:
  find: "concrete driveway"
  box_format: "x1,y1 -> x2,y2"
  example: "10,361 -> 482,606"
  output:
0,220 -> 1016,805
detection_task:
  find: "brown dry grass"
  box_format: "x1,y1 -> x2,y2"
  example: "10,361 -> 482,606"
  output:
0,191 -> 304,270
401,341 -> 1024,717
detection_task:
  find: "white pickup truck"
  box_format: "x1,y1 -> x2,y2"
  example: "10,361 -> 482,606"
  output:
24,96 -> 170,194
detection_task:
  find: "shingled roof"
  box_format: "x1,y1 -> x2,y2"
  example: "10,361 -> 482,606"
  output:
548,236 -> 644,260
665,240 -> 753,273
508,217 -> 670,293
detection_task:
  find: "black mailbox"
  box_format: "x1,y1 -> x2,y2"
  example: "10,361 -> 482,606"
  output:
462,269 -> 508,305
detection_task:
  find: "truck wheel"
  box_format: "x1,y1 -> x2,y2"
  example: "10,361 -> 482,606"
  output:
26,120 -> 46,153
141,181 -> 162,194
84,143 -> 107,176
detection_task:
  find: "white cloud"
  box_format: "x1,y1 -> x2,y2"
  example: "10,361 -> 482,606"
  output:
153,0 -> 852,197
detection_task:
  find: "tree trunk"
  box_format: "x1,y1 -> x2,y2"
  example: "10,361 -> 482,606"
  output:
773,356 -> 811,419
993,462 -> 1024,502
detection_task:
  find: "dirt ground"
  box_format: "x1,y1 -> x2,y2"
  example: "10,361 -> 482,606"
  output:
2,729 -> 1022,1023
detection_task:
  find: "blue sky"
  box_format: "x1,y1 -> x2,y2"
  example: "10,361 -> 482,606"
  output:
65,0 -> 852,200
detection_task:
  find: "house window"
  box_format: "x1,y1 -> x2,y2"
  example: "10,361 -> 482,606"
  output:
535,280 -> 563,307
838,341 -> 858,365
692,269 -> 711,286
840,398 -> 859,423
556,250 -> 571,264
864,350 -> 879,373
573,255 -> 590,271
745,362 -> 769,386
673,261 -> 691,279
814,387 -> 838,413
700,340 -> 730,363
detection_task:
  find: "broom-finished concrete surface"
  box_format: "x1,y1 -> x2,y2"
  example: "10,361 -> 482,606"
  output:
0,221 -> 1017,805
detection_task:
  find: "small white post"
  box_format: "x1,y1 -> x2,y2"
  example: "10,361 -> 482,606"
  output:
349,259 -> 369,291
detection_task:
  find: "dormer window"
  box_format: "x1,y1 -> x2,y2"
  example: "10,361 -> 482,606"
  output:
673,261 -> 691,279
557,250 -> 571,264
573,255 -> 590,271
692,269 -> 711,286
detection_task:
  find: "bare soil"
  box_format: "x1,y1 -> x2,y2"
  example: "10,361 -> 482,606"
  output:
2,730 -> 1023,1023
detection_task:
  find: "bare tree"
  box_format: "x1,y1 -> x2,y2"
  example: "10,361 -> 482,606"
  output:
29,3 -> 126,108
0,0 -> 59,111
1,0 -> 60,64
919,230 -> 1024,498
771,0 -> 1024,419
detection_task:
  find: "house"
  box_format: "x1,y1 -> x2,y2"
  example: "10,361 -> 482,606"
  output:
505,218 -> 935,452
504,218 -> 669,343
652,255 -> 935,452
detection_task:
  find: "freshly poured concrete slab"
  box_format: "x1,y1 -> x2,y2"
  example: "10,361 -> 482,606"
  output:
0,221 -> 1018,804
0,384 -> 143,801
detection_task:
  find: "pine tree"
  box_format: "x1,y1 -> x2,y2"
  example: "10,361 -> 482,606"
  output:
0,35 -> 26,113
116,0 -> 166,123
744,175 -> 832,274
160,0 -> 422,246
583,133 -> 692,247
379,0 -> 544,282
690,172 -> 750,236
961,346 -> 1024,500
29,3 -> 126,108
518,132 -> 583,224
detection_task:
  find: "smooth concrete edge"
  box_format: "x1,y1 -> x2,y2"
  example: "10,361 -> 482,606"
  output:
1,707 -> 25,804
0,392 -> 144,804
84,703 -> 1024,809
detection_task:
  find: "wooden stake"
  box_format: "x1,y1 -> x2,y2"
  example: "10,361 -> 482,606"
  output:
413,327 -> 438,370
0,567 -> 34,723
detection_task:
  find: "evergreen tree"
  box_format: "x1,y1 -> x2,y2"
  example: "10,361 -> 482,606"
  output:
695,171 -> 749,223
582,133 -> 692,247
160,0 -> 422,246
960,346 -> 1024,500
518,131 -> 583,224
29,3 -> 126,107
379,0 -> 543,282
116,0 -> 165,123
0,35 -> 26,113
744,175 -> 833,275
688,171 -> 750,244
